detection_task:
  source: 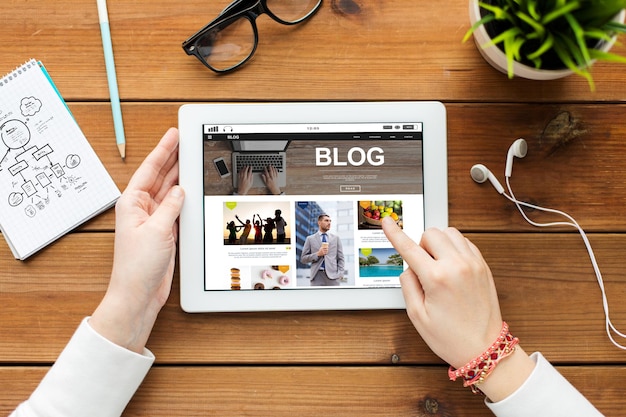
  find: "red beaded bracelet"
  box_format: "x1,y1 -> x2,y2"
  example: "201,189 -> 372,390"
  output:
448,321 -> 519,394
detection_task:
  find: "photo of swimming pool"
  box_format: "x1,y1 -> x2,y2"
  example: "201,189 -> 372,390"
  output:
358,247 -> 404,278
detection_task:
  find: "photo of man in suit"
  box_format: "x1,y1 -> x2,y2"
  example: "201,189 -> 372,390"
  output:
300,214 -> 345,286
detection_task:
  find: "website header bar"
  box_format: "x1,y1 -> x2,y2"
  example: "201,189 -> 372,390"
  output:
203,122 -> 423,135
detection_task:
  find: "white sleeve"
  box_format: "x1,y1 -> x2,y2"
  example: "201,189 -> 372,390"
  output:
10,317 -> 154,417
485,352 -> 604,417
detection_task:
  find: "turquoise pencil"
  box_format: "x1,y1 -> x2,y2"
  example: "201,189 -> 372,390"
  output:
96,0 -> 126,160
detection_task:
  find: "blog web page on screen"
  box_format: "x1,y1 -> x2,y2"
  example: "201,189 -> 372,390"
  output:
202,122 -> 424,291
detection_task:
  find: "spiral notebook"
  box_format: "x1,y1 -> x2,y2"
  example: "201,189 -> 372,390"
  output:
0,59 -> 120,260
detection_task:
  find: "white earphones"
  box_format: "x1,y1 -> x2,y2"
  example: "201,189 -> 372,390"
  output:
470,164 -> 504,194
470,138 -> 528,194
471,139 -> 626,350
505,138 -> 527,177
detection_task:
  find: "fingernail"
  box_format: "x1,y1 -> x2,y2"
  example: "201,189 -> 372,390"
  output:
171,186 -> 184,198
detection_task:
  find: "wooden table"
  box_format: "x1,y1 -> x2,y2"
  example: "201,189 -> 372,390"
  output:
2,0 -> 626,415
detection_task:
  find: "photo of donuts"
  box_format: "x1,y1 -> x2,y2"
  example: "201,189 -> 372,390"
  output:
230,268 -> 241,290
250,265 -> 293,290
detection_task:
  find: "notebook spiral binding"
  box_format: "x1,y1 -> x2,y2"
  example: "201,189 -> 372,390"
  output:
0,59 -> 36,88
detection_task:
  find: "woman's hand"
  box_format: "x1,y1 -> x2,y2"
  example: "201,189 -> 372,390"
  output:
382,217 -> 535,401
382,218 -> 503,368
91,127 -> 185,353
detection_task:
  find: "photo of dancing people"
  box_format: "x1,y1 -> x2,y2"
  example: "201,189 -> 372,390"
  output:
223,201 -> 291,245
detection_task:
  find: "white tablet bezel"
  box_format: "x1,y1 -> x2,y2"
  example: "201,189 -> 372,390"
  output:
179,101 -> 447,312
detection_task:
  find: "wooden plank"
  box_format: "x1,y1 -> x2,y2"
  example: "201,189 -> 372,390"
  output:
448,104 -> 626,232
1,365 -> 624,416
64,102 -> 626,231
1,0 -> 625,102
0,235 -> 113,360
151,233 -> 626,364
1,1 -> 624,416
2,232 -> 626,364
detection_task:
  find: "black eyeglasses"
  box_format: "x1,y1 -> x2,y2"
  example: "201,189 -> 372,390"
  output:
182,0 -> 322,73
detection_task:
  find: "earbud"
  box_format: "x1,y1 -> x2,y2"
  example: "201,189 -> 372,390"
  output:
470,138 -> 625,350
470,163 -> 505,194
505,138 -> 527,178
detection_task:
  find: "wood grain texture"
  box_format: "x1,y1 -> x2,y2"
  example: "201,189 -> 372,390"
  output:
2,233 -> 625,364
1,0 -> 625,102
2,0 -> 626,415
2,366 -> 625,417
448,104 -> 626,231
63,102 -> 626,231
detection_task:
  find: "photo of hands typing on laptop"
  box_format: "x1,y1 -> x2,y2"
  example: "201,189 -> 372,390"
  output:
202,121 -> 425,291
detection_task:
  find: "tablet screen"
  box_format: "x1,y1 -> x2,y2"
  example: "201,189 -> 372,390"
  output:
202,121 -> 424,292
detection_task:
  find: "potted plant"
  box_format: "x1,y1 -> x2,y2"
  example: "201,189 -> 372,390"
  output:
463,0 -> 626,89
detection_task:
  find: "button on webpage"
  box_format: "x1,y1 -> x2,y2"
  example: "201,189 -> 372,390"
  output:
340,185 -> 362,192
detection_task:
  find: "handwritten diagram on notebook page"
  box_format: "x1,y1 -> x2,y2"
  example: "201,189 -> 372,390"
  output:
0,59 -> 120,260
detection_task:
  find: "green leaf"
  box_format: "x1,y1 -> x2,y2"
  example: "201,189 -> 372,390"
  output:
574,0 -> 626,25
463,0 -> 626,90
517,11 -> 545,35
478,2 -> 512,20
565,13 -> 592,65
589,48 -> 626,64
553,36 -> 596,90
553,35 -> 583,73
529,56 -> 543,69
483,27 -> 524,48
526,0 -> 541,21
504,35 -> 517,78
585,28 -> 614,44
560,33 -> 588,67
527,32 -> 554,60
603,21 -> 626,34
511,36 -> 526,61
462,14 -> 496,43
541,1 -> 581,25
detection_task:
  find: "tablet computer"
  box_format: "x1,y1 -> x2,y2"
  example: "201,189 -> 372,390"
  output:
178,101 -> 447,312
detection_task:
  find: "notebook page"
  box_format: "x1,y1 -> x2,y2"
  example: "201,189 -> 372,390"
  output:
0,60 -> 120,259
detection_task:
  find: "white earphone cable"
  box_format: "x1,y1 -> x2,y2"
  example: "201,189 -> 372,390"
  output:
504,177 -> 626,350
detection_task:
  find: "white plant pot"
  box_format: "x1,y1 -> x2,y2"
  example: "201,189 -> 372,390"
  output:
468,0 -> 626,80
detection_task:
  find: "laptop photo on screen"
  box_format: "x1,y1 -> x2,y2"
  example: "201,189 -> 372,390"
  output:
230,137 -> 289,188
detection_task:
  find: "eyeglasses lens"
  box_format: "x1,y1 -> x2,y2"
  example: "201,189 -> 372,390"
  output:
189,0 -> 322,72
198,18 -> 256,72
266,0 -> 322,23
